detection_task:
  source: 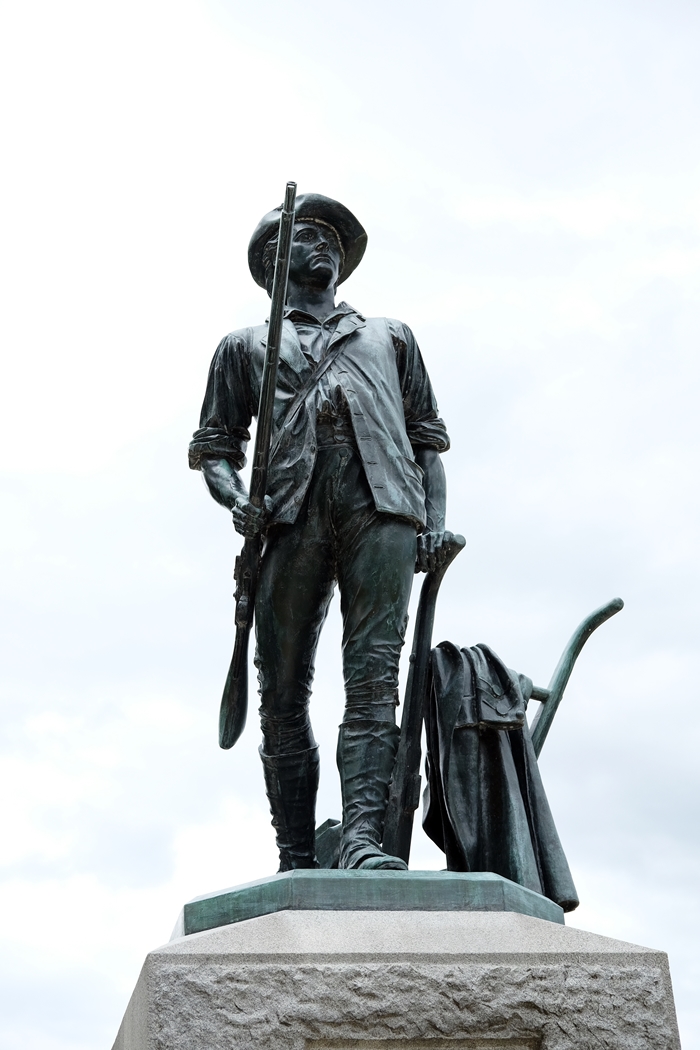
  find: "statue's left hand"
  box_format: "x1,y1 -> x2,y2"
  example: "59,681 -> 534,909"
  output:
416,530 -> 450,573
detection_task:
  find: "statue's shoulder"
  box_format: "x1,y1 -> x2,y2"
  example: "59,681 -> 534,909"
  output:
363,316 -> 413,343
213,324 -> 265,360
219,323 -> 265,346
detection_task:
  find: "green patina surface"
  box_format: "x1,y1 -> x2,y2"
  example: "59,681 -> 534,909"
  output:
176,870 -> 564,937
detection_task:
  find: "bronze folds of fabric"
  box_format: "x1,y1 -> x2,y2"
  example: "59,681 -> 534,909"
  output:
423,641 -> 579,912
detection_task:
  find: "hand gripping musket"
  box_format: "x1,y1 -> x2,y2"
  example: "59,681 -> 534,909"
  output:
382,531 -> 466,863
218,181 -> 297,750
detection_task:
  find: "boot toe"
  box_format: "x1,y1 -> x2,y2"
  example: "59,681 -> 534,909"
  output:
358,854 -> 408,870
341,843 -> 408,870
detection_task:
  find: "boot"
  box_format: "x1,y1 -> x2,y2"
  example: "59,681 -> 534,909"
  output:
259,745 -> 320,872
336,719 -> 408,870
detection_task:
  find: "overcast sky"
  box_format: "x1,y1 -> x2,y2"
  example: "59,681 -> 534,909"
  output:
1,0 -> 699,1046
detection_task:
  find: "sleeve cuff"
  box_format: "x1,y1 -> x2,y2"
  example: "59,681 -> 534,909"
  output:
406,418 -> 451,453
188,426 -> 249,471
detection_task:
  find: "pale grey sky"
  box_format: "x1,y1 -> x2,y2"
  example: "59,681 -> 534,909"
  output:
1,0 -> 699,1046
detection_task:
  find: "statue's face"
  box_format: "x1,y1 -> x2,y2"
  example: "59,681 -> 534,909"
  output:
288,221 -> 342,289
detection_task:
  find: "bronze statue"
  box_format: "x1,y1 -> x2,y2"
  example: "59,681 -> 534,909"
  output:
189,190 -> 451,872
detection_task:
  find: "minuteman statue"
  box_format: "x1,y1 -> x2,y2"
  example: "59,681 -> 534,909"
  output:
189,194 -> 450,871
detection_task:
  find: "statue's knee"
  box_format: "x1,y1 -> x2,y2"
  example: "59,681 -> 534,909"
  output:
260,710 -> 315,756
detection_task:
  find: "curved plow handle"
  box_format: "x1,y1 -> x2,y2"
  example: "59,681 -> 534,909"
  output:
529,597 -> 624,758
382,532 -> 466,863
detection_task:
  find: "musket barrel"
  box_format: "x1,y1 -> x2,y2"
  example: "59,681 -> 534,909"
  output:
218,181 -> 297,750
249,181 -> 297,507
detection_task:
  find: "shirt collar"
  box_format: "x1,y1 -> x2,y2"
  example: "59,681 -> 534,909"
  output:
281,301 -> 364,325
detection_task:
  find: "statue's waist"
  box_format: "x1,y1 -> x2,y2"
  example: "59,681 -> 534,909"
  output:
316,410 -> 356,449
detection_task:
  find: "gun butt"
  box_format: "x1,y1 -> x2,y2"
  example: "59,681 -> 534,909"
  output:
219,625 -> 251,749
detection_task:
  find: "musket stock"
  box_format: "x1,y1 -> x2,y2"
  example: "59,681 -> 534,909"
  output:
219,182 -> 297,750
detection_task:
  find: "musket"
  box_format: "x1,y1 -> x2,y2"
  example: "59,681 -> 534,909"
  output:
218,181 -> 297,750
382,531 -> 466,863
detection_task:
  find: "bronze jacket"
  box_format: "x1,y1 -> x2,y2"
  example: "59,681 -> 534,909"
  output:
189,304 -> 449,529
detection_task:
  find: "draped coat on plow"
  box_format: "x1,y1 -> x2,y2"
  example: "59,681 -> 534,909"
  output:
422,641 -> 579,912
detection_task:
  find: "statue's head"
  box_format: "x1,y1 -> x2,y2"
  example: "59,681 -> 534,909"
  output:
248,193 -> 367,297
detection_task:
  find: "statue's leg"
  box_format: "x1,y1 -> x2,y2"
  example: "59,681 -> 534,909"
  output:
259,746 -> 321,872
255,505 -> 335,872
336,719 -> 407,869
333,453 -> 417,869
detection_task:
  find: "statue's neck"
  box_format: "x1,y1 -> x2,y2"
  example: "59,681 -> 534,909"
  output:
286,279 -> 336,323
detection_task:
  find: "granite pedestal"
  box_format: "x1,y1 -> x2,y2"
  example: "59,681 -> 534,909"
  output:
113,871 -> 680,1050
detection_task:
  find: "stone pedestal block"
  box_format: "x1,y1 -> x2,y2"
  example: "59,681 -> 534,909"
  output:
113,908 -> 680,1050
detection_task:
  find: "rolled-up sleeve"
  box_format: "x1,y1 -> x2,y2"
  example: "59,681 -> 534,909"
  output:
390,321 -> 450,453
188,331 -> 254,471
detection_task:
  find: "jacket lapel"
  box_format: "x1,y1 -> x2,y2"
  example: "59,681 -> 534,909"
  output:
276,319 -> 312,384
261,312 -> 365,388
326,312 -> 366,353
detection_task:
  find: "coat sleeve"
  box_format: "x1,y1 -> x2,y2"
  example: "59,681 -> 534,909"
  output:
389,320 -> 451,453
188,330 -> 254,471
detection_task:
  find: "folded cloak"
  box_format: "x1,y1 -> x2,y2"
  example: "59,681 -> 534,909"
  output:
422,640 -> 579,912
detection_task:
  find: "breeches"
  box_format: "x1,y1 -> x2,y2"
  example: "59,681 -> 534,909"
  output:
255,445 -> 417,756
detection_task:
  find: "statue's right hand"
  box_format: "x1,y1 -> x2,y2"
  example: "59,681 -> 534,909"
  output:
231,495 -> 271,537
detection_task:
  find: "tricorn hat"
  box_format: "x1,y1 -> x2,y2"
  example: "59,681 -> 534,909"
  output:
248,192 -> 367,289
